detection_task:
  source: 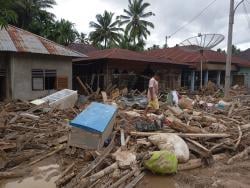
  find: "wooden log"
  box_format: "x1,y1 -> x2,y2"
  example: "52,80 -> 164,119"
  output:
29,144 -> 65,166
76,76 -> 90,95
79,162 -> 118,188
20,112 -> 39,120
178,154 -> 227,171
130,131 -> 230,138
0,171 -> 28,179
227,146 -> 250,165
109,168 -> 139,188
56,162 -> 75,185
124,171 -> 145,188
167,117 -> 202,133
56,172 -> 76,187
185,138 -> 209,152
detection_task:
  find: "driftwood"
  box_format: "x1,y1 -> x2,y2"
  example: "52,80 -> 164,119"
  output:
227,146 -> 250,165
29,144 -> 65,166
56,172 -> 76,187
20,112 -> 39,120
178,154 -> 227,171
56,162 -> 75,186
167,117 -> 202,133
109,168 -> 139,188
76,76 -> 90,95
124,171 -> 145,188
0,171 -> 28,179
130,131 -> 230,138
79,162 -> 118,188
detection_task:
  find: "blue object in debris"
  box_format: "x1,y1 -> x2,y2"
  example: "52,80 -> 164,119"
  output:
70,102 -> 117,134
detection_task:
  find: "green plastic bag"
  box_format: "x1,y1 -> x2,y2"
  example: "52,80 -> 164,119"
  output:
144,151 -> 178,174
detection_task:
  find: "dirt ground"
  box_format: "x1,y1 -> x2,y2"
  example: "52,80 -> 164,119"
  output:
137,159 -> 250,188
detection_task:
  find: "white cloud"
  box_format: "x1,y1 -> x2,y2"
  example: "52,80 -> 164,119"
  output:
52,0 -> 250,50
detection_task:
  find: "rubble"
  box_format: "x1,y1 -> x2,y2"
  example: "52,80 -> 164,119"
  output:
0,86 -> 250,188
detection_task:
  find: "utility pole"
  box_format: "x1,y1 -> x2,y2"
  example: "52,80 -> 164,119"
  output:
225,0 -> 245,97
224,0 -> 234,97
165,36 -> 170,48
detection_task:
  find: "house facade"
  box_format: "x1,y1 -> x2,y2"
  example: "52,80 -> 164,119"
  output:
0,25 -> 85,100
146,47 -> 250,91
73,48 -> 188,93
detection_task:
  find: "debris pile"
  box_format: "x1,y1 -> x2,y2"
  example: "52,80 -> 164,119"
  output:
0,88 -> 250,188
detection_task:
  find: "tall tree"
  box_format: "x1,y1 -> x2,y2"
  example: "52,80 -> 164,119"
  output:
11,0 -> 56,30
119,0 -> 155,46
89,11 -> 123,48
52,19 -> 78,45
232,44 -> 241,55
76,32 -> 89,44
0,0 -> 17,28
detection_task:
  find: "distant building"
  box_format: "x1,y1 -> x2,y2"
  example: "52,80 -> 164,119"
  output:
73,48 -> 188,93
0,25 -> 86,100
145,47 -> 250,90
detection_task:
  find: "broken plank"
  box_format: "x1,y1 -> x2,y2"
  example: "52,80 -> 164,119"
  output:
76,76 -> 90,95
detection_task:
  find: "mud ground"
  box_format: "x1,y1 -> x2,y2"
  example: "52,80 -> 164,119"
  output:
137,159 -> 250,188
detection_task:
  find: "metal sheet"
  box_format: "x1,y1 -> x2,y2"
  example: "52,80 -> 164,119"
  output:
0,25 -> 86,58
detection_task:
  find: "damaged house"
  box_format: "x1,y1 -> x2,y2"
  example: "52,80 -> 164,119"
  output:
146,47 -> 250,91
72,48 -> 188,92
0,25 -> 85,101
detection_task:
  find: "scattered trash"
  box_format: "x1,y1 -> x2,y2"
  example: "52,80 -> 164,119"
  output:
144,151 -> 178,174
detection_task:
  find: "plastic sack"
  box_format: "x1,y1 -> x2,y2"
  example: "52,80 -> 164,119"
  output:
144,151 -> 177,174
148,133 -> 189,163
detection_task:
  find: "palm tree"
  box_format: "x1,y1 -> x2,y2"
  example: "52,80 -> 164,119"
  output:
12,0 -> 56,29
89,11 -> 123,48
76,32 -> 89,44
52,19 -> 78,45
119,0 -> 155,45
0,0 -> 17,28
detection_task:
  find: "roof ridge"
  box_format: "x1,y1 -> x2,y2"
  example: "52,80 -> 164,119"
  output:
7,25 -> 86,57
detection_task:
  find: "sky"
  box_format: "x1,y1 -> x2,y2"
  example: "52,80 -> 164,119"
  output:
52,0 -> 250,50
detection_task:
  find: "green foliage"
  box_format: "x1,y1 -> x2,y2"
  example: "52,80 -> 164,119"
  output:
119,0 -> 155,47
76,32 -> 89,44
232,44 -> 241,55
89,11 -> 123,49
0,0 -> 17,28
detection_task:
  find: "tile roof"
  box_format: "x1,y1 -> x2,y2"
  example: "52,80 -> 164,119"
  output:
144,47 -> 250,68
73,48 -> 189,66
0,25 -> 86,58
67,43 -> 98,54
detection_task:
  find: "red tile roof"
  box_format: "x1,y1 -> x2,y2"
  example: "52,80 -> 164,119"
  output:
73,48 -> 189,66
145,47 -> 250,68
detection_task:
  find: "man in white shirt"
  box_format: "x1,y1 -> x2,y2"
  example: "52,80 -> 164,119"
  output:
144,72 -> 160,115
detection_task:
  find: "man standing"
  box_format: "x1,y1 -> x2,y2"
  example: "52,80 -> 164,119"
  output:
145,72 -> 160,115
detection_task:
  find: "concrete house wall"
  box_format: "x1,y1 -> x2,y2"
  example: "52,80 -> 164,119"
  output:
10,53 -> 72,100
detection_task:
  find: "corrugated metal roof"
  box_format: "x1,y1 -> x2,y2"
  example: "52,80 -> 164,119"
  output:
145,47 -> 250,68
74,48 -> 189,66
0,25 -> 87,58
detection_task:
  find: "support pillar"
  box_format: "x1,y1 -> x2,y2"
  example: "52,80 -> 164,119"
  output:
191,70 -> 195,92
204,70 -> 209,85
217,71 -> 221,87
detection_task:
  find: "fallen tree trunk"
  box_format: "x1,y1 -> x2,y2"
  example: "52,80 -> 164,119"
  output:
178,154 -> 227,171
